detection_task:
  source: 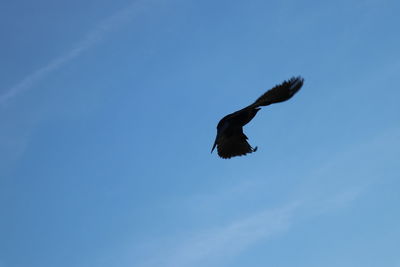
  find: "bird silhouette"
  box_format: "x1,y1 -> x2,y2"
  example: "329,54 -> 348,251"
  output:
211,76 -> 304,159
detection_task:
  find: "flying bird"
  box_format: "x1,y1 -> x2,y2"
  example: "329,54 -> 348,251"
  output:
211,76 -> 304,159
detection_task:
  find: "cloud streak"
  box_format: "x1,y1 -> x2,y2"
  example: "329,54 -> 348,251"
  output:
162,202 -> 299,267
143,187 -> 364,267
0,1 -> 146,105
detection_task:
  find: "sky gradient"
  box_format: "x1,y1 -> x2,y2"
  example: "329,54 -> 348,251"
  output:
1,0 -> 400,266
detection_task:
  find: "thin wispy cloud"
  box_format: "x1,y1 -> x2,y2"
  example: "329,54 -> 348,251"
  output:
142,187 -> 365,267
153,202 -> 300,267
0,0 -> 147,106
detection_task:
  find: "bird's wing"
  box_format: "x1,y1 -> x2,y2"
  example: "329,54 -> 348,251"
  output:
216,131 -> 257,159
249,76 -> 304,108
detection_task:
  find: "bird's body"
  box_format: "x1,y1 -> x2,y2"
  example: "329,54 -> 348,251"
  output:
211,76 -> 304,159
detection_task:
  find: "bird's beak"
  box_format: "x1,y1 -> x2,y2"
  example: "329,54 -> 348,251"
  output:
211,134 -> 218,153
211,142 -> 217,153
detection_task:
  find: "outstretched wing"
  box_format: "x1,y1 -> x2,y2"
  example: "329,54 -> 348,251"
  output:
249,76 -> 304,108
216,130 -> 257,159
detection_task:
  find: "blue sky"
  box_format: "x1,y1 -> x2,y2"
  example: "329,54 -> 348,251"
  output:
1,0 -> 400,266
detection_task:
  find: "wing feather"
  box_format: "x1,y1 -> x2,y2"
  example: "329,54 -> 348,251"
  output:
250,76 -> 303,108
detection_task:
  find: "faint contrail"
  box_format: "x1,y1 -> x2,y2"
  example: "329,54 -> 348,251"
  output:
0,1 -> 146,105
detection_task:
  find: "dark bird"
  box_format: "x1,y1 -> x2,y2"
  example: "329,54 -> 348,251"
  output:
211,76 -> 304,159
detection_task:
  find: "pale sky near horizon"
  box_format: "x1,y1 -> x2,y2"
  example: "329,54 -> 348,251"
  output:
1,0 -> 400,267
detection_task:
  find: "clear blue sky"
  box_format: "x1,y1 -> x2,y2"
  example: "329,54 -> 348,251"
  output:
1,0 -> 400,266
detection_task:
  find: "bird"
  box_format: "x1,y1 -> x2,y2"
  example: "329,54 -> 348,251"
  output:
211,76 -> 304,159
